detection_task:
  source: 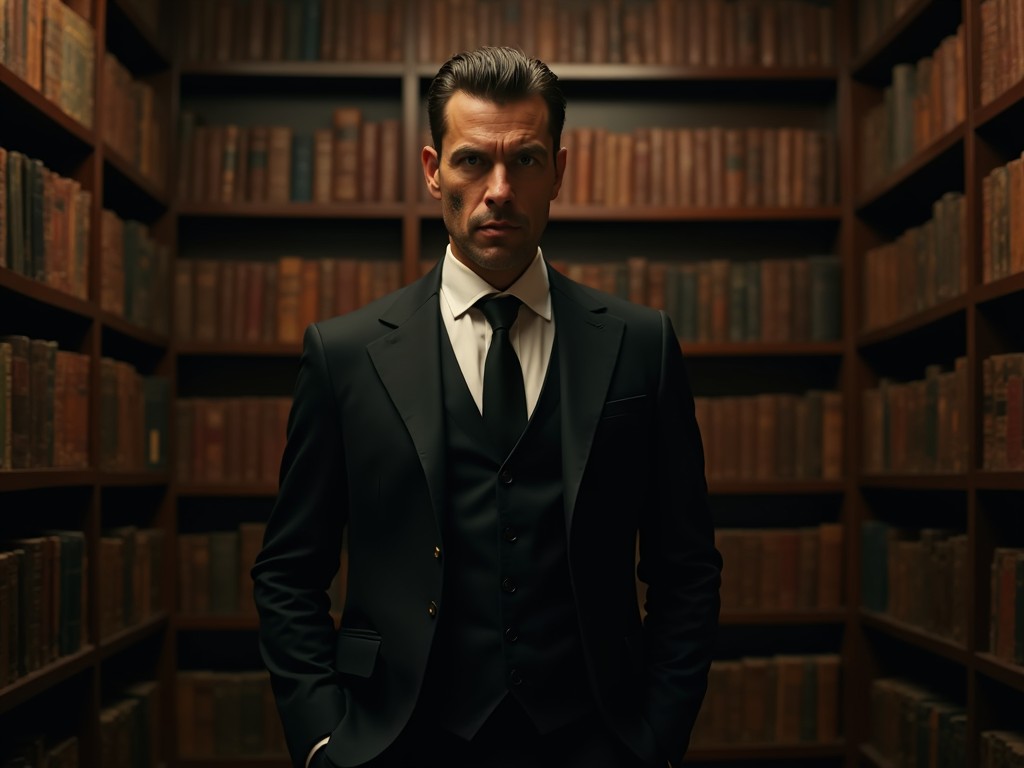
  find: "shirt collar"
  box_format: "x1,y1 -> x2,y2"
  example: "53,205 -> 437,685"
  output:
440,245 -> 552,322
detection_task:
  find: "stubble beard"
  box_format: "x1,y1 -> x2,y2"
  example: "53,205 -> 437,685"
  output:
443,189 -> 533,275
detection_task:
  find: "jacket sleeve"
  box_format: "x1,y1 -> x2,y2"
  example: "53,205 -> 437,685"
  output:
252,323 -> 349,768
637,311 -> 722,765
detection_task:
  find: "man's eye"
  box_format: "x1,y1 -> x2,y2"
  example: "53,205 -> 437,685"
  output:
518,155 -> 536,166
463,156 -> 479,166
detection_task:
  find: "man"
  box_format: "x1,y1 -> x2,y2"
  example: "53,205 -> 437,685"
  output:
253,46 -> 721,768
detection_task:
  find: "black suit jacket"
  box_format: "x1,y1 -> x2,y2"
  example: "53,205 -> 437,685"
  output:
252,261 -> 721,768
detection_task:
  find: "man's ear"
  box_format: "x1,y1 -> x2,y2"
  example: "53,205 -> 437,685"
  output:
551,145 -> 568,201
422,145 -> 442,200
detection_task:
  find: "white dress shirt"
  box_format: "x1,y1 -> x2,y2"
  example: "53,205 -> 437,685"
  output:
305,245 -> 555,768
439,244 -> 555,418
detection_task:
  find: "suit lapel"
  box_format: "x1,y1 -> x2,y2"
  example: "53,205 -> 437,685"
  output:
366,264 -> 447,523
548,267 -> 624,534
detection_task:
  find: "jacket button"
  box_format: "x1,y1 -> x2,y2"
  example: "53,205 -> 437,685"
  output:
509,668 -> 523,686
501,577 -> 517,594
427,600 -> 438,617
504,627 -> 518,643
499,468 -> 513,484
502,527 -> 517,543
433,545 -> 441,559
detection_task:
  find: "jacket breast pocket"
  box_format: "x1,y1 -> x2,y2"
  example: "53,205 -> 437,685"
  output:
601,394 -> 647,420
335,628 -> 382,679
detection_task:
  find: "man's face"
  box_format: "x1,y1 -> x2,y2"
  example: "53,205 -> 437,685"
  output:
422,91 -> 567,289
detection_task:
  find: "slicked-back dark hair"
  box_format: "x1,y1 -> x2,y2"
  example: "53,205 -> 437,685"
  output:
426,47 -> 566,158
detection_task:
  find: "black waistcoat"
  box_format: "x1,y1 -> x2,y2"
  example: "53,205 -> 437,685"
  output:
419,326 -> 594,739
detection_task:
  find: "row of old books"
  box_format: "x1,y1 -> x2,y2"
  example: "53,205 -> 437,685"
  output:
416,0 -> 835,68
982,151 -> 1024,284
0,530 -> 86,687
175,398 -> 289,486
180,0 -> 404,64
980,0 -> 1024,107
97,526 -> 164,640
177,670 -> 288,759
101,50 -> 168,189
982,730 -> 1024,766
856,0 -> 915,54
552,125 -> 838,210
983,353 -> 1024,472
1,735 -> 78,768
0,147 -> 92,300
870,679 -> 966,768
177,523 -> 347,616
861,358 -> 970,476
100,682 -> 161,768
98,362 -> 169,473
990,548 -> 1024,667
178,110 -> 401,205
690,653 -> 840,747
695,390 -> 844,482
0,336 -> 90,471
716,524 -> 843,613
552,255 -> 842,345
861,191 -> 966,332
861,522 -> 969,646
1,0 -> 95,128
99,212 -> 171,336
860,25 -> 966,193
174,257 -> 403,345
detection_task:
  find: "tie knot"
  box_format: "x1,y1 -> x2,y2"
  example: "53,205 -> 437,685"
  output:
476,295 -> 522,332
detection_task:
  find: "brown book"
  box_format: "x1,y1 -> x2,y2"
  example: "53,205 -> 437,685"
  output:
266,126 -> 293,203
379,118 -> 401,203
276,255 -> 304,343
247,126 -> 269,202
332,107 -> 362,202
359,120 -> 381,202
313,127 -> 334,204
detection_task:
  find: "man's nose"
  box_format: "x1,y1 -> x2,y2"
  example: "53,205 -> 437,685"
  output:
484,165 -> 513,207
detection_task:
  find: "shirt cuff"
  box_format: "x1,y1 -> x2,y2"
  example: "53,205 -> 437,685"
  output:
305,736 -> 330,768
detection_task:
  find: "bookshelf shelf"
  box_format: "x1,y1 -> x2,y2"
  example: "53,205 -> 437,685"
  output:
975,473 -> 1024,492
179,61 -> 407,81
176,484 -> 279,499
104,145 -> 170,212
101,311 -> 170,349
0,64 -> 95,151
0,645 -> 95,717
107,0 -> 171,72
974,76 -> 1024,133
720,610 -> 846,626
858,474 -> 969,491
98,471 -> 171,488
98,613 -> 169,660
686,742 -> 846,761
860,610 -> 967,665
682,342 -> 844,358
973,270 -> 1024,307
849,0 -> 961,84
708,480 -> 845,495
175,343 -> 301,358
856,295 -> 967,349
975,653 -> 1024,695
854,124 -> 965,217
175,202 -> 407,220
0,269 -> 95,321
0,470 -> 96,493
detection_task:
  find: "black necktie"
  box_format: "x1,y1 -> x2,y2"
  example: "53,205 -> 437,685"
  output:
477,295 -> 527,457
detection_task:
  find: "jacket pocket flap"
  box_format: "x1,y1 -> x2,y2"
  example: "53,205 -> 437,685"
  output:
602,394 -> 647,419
335,629 -> 382,678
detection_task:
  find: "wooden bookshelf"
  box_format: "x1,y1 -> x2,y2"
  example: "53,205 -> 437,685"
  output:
845,0 -> 1024,764
0,0 -> 174,764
